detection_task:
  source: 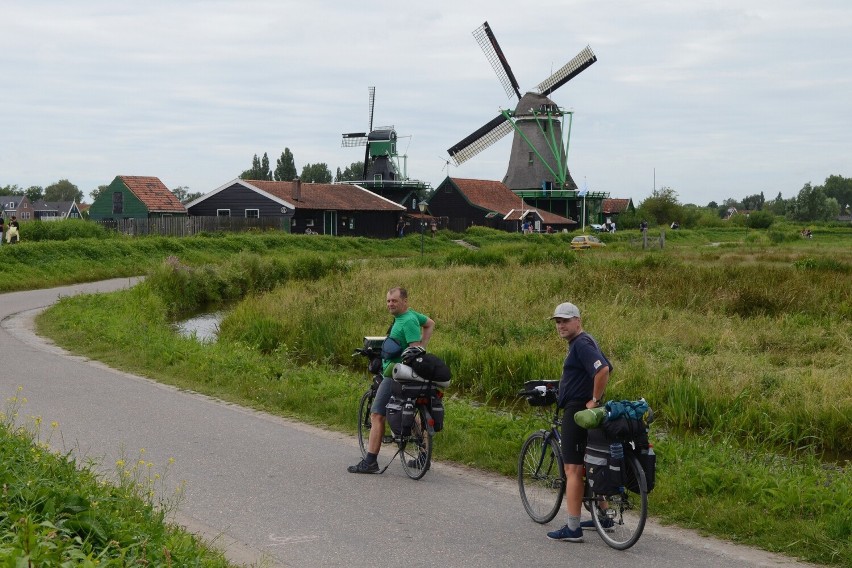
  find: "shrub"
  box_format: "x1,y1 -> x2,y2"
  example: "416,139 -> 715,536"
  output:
746,210 -> 775,229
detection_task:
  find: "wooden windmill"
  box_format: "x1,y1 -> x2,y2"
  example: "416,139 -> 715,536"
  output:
447,22 -> 597,192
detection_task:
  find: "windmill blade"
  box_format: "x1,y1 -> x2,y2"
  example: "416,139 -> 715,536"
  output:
341,132 -> 368,147
534,45 -> 597,96
367,86 -> 376,132
447,114 -> 513,165
473,21 -> 522,100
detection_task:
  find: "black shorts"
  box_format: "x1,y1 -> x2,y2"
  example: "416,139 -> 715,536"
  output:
561,401 -> 589,465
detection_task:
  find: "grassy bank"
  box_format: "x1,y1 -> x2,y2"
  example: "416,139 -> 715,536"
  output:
0,393 -> 233,566
30,227 -> 852,566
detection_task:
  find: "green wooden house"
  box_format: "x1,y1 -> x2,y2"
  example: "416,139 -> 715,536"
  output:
88,176 -> 187,220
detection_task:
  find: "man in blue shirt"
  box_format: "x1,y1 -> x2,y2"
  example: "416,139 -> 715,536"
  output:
348,287 -> 435,473
546,302 -> 612,542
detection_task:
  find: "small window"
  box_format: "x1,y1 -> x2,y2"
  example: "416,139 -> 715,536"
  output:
112,192 -> 123,214
528,152 -> 534,166
245,209 -> 259,218
305,219 -> 315,227
217,209 -> 230,217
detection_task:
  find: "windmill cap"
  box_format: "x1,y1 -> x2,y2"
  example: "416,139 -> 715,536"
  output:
550,302 -> 581,320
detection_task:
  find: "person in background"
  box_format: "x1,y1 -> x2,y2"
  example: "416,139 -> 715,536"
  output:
546,302 -> 612,543
6,216 -> 20,244
0,214 -> 5,246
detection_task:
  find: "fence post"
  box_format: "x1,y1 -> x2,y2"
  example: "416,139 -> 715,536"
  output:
660,230 -> 665,249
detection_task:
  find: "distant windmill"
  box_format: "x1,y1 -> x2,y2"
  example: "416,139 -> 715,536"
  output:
341,86 -> 400,182
447,21 -> 597,191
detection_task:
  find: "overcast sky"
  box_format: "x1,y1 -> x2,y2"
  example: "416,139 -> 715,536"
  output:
1,0 -> 850,206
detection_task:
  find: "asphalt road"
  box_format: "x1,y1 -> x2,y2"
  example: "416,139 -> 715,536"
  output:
0,280 -> 817,567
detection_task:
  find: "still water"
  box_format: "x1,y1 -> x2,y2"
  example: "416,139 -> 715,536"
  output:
174,311 -> 225,343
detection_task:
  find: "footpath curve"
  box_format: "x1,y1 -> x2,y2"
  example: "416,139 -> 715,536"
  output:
0,280 -> 816,567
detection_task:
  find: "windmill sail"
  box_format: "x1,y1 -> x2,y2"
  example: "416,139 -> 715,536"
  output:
473,21 -> 522,100
447,114 -> 514,166
535,46 -> 597,97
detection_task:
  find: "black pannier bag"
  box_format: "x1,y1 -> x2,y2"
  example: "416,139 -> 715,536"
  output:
584,429 -> 624,496
385,396 -> 415,436
601,417 -> 656,493
625,441 -> 656,493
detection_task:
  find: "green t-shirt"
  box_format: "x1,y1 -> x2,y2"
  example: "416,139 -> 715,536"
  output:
383,309 -> 428,376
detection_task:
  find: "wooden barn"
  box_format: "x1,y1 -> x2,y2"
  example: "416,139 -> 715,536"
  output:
88,176 -> 187,220
426,177 -> 576,233
186,178 -> 405,238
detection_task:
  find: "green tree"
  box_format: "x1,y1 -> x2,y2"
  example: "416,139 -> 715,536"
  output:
171,186 -> 203,204
90,184 -> 110,202
25,185 -> 44,202
300,163 -> 332,184
0,184 -> 23,196
240,152 -> 273,180
787,183 -> 838,222
638,186 -> 681,225
819,175 -> 852,214
741,191 -> 765,211
274,148 -> 297,181
335,161 -> 366,182
44,179 -> 83,202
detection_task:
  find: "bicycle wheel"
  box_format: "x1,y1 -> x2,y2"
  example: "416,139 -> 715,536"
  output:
357,390 -> 373,459
591,452 -> 648,550
400,405 -> 432,480
518,431 -> 565,524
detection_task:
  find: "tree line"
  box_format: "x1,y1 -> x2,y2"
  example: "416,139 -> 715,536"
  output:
239,149 -> 365,184
618,175 -> 852,229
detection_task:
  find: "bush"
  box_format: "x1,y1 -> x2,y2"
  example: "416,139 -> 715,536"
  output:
18,219 -> 113,241
746,210 -> 775,229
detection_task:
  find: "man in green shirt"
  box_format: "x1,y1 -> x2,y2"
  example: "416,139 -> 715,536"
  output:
348,287 -> 435,473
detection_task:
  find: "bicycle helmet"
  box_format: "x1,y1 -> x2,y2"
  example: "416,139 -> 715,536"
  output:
401,345 -> 425,363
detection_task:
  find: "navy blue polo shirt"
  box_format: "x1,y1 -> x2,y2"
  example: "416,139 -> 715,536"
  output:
557,331 -> 612,407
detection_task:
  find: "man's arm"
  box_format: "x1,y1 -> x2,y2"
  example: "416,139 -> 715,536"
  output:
411,317 -> 435,348
588,365 -> 610,409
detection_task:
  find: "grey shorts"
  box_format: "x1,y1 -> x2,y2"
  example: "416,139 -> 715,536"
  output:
370,375 -> 394,416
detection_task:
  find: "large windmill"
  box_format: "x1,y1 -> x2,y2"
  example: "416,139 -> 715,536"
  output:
341,87 -> 430,209
447,22 -> 597,193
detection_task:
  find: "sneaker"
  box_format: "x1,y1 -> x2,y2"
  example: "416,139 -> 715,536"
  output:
580,517 -> 614,529
546,524 -> 584,542
347,459 -> 379,474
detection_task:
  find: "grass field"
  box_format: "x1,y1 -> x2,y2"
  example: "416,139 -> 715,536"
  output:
3,222 -> 850,565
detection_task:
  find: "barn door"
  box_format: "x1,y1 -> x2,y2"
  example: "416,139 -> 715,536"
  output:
323,211 -> 338,236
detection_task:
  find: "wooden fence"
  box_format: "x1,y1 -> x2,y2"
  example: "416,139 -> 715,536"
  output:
94,216 -> 288,237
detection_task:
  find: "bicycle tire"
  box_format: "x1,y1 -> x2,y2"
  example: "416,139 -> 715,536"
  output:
591,452 -> 648,550
357,390 -> 373,459
400,405 -> 432,480
518,431 -> 565,524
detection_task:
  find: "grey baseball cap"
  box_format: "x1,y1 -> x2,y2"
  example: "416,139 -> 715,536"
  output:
550,302 -> 581,320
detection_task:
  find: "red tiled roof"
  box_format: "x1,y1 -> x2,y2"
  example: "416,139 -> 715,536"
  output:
602,198 -> 632,214
450,177 -> 576,225
119,176 -> 186,213
245,180 -> 404,211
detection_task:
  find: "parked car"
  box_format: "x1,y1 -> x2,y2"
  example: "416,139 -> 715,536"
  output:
590,223 -> 605,232
570,235 -> 606,250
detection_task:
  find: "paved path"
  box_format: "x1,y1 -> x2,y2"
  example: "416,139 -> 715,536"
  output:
0,280 -> 816,567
